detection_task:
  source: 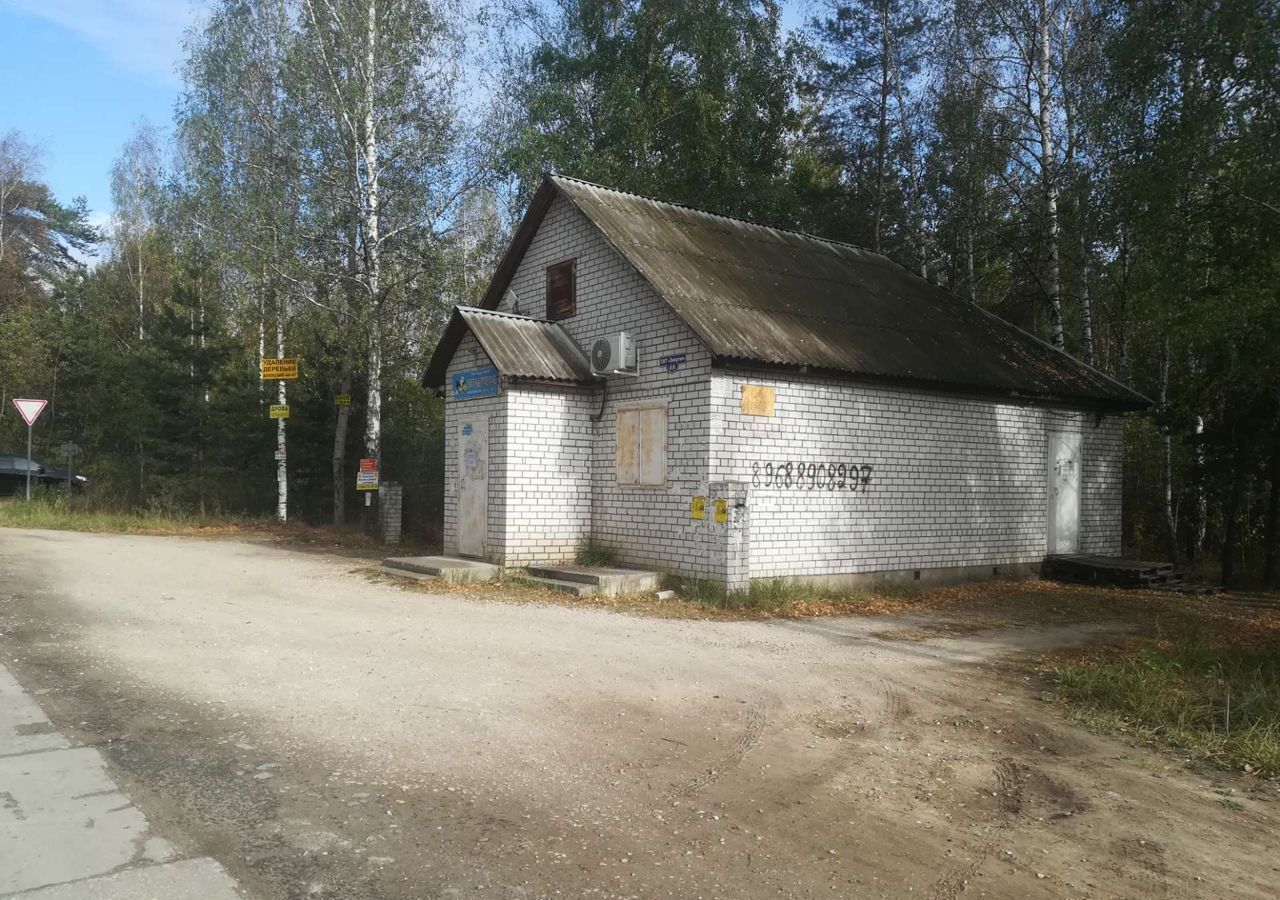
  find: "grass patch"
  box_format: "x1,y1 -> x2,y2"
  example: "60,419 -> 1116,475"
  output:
575,542 -> 618,567
0,494 -> 251,534
0,495 -> 407,557
664,575 -> 921,615
1050,634 -> 1280,777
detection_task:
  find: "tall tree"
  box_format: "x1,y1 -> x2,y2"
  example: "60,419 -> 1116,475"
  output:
805,0 -> 932,256
503,0 -> 798,222
0,131 -> 97,307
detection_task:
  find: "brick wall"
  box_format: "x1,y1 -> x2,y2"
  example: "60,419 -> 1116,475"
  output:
1080,415 -> 1124,555
442,332 -> 507,560
710,367 -> 1125,580
492,194 -> 714,572
441,192 -> 1126,581
501,384 -> 595,564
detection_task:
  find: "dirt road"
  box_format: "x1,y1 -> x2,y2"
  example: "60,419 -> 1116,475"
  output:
1,528 -> 1276,899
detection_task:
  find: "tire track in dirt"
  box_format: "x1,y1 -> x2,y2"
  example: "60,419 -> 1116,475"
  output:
926,757 -> 1023,900
667,698 -> 766,800
759,680 -> 911,808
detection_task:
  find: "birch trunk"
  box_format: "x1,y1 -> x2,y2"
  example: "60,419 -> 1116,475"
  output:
361,0 -> 383,465
1036,2 -> 1064,350
1081,255 -> 1095,366
1192,414 -> 1207,559
275,299 -> 287,523
136,249 -> 146,341
872,2 -> 890,253
1159,336 -> 1181,564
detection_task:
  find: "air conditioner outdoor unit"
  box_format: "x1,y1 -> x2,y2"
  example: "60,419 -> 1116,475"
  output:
590,332 -> 638,377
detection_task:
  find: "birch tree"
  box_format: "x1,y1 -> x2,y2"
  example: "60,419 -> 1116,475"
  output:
178,0 -> 304,521
295,0 -> 468,473
110,123 -> 164,342
963,0 -> 1082,349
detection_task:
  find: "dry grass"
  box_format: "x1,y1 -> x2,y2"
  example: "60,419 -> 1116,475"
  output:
0,496 -> 424,559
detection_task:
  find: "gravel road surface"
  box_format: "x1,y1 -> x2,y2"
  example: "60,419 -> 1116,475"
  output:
1,528 -> 1276,899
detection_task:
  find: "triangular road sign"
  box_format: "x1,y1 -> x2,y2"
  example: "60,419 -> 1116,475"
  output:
12,398 -> 47,426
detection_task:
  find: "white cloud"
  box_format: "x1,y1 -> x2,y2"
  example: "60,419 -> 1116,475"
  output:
5,0 -> 203,85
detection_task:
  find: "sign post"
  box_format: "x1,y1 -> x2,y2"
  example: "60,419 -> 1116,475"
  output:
12,399 -> 48,501
60,442 -> 81,494
260,358 -> 298,523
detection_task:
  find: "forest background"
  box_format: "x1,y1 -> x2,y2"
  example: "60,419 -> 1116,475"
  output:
1,0 -> 1276,585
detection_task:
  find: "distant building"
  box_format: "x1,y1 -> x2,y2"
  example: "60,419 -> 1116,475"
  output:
424,176 -> 1148,591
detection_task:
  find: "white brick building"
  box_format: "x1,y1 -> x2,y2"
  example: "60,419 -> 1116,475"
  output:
424,177 -> 1147,590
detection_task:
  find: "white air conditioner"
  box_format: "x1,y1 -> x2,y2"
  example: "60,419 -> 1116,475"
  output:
590,332 -> 638,377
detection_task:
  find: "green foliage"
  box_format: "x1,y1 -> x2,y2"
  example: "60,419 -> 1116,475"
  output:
1055,636 -> 1280,777
503,0 -> 800,223
3,0 -> 1279,575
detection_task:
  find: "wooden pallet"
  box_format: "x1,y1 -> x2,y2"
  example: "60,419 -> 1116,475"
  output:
1043,554 -> 1221,594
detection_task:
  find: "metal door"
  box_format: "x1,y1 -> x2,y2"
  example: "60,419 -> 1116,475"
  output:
457,416 -> 488,558
1047,432 -> 1082,554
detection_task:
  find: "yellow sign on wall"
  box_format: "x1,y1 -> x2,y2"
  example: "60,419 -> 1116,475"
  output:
713,498 -> 729,524
690,495 -> 707,520
269,404 -> 290,419
261,358 -> 299,380
741,384 -> 776,417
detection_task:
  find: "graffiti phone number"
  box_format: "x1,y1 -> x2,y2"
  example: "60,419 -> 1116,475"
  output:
752,461 -> 873,491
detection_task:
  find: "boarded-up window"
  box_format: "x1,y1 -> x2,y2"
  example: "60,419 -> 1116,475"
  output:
617,404 -> 667,486
546,259 -> 576,320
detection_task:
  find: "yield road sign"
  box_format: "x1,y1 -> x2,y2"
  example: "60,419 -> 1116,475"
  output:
12,398 -> 47,426
11,398 -> 48,502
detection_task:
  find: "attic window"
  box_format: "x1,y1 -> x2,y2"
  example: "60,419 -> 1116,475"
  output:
546,259 -> 576,320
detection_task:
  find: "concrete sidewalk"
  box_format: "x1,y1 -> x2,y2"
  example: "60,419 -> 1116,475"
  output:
0,664 -> 245,899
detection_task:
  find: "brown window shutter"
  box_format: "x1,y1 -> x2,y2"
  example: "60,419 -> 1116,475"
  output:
546,259 -> 576,320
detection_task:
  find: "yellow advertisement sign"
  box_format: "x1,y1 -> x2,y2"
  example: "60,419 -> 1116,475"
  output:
335,395 -> 351,405
690,495 -> 707,520
261,358 -> 299,380
269,404 -> 290,419
713,498 -> 729,524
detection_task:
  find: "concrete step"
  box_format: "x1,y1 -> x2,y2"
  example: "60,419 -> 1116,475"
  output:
521,575 -> 599,597
382,556 -> 499,584
524,565 -> 661,596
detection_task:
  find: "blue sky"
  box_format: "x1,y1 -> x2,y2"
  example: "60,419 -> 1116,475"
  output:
0,1 -> 810,227
0,0 -> 198,226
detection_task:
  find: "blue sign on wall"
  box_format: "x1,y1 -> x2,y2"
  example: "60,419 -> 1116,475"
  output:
451,366 -> 500,401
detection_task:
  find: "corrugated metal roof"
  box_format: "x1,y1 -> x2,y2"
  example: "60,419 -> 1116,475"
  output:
424,306 -> 593,387
547,176 -> 1148,409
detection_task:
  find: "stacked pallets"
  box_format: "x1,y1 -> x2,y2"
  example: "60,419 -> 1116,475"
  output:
1043,554 -> 1220,595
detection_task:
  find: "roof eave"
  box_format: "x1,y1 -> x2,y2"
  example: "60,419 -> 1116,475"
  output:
710,355 -> 1151,414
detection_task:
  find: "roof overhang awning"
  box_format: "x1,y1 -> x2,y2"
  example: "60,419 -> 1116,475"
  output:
423,306 -> 594,390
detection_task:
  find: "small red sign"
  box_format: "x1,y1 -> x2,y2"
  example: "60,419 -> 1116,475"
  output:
12,398 -> 47,426
359,458 -> 377,472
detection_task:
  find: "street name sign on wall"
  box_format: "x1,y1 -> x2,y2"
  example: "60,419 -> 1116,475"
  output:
451,366 -> 499,401
260,358 -> 299,380
12,398 -> 47,425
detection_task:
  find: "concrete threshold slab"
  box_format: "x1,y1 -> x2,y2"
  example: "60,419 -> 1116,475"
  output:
524,565 -> 661,597
382,555 -> 499,584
